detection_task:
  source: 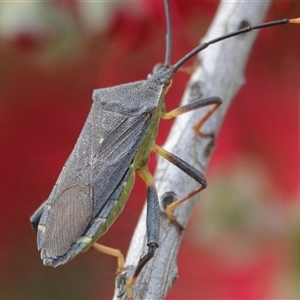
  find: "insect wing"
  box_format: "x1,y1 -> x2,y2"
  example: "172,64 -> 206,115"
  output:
36,80 -> 160,267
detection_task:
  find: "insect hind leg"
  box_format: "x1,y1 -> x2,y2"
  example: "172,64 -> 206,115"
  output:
126,243 -> 157,300
125,166 -> 159,300
152,144 -> 207,231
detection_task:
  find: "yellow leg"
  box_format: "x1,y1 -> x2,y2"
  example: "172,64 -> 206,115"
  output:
92,242 -> 138,300
136,165 -> 154,186
92,243 -> 124,275
162,96 -> 221,137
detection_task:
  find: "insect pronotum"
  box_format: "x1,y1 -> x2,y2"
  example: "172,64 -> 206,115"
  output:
30,0 -> 299,299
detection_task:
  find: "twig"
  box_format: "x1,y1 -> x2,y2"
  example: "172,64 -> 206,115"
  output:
114,1 -> 271,299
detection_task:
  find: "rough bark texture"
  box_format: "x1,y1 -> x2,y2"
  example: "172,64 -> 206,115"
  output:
114,1 -> 271,299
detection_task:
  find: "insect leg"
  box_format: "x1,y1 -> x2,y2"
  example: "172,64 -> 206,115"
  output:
92,243 -> 124,275
126,166 -> 159,300
162,96 -> 222,137
152,144 -> 207,231
30,200 -> 47,232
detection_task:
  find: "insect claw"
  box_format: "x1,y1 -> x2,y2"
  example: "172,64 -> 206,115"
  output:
172,219 -> 185,233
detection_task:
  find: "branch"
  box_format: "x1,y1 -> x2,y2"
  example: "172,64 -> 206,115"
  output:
114,1 -> 271,299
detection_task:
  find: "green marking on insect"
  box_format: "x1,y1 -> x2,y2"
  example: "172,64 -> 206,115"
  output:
77,236 -> 92,244
37,225 -> 46,233
29,0 -> 300,298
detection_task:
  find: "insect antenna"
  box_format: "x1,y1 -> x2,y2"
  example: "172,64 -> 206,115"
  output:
163,0 -> 172,67
172,17 -> 300,72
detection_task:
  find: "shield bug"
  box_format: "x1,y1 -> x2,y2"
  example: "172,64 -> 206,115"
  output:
30,0 -> 300,298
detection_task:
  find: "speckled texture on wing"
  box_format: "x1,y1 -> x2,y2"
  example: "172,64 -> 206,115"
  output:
37,78 -> 164,266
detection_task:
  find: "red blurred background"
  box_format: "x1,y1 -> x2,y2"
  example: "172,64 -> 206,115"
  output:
1,1 -> 300,299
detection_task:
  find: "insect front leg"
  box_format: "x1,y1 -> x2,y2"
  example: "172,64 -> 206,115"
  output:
162,96 -> 222,137
152,144 -> 207,231
126,165 -> 159,300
